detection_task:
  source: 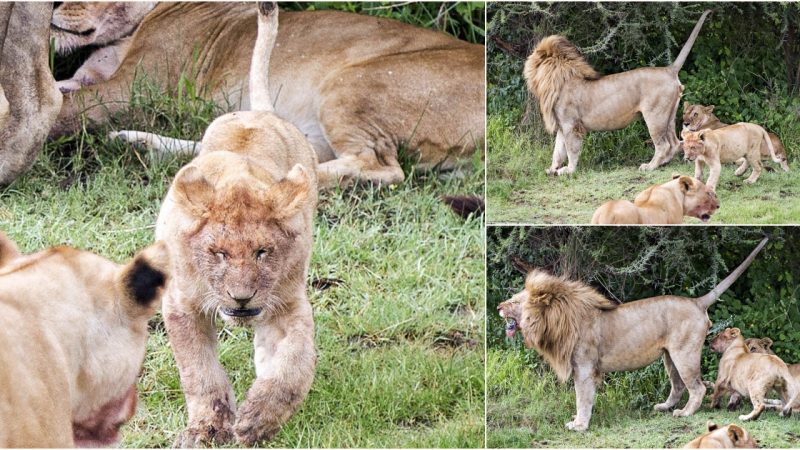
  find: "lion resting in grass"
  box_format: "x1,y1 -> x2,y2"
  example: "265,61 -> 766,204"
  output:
591,173 -> 718,224
682,123 -> 780,191
498,238 -> 767,431
523,10 -> 710,175
157,5 -> 317,446
683,422 -> 757,448
48,2 -> 484,188
0,232 -> 169,447
682,102 -> 790,172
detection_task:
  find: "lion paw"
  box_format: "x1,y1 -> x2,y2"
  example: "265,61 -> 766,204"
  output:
173,423 -> 234,448
738,414 -> 754,421
233,399 -> 280,446
743,179 -> 756,185
565,420 -> 588,432
545,168 -> 558,176
653,402 -> 674,412
56,79 -> 82,94
672,408 -> 691,417
639,163 -> 654,171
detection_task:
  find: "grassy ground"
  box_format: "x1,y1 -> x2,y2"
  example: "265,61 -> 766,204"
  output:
486,115 -> 800,225
487,349 -> 800,449
0,79 -> 485,446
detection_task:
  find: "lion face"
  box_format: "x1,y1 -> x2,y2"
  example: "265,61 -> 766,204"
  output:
673,174 -> 718,222
682,103 -> 717,132
50,2 -> 155,53
710,327 -> 741,353
681,130 -> 707,161
497,292 -> 526,338
745,337 -> 775,355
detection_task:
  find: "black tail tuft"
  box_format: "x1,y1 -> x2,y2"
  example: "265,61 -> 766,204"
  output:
258,2 -> 276,16
441,195 -> 484,219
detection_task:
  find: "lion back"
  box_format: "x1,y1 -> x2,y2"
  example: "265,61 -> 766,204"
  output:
520,269 -> 617,382
523,35 -> 601,134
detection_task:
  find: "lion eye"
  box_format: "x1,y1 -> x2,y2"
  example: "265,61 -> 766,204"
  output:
256,248 -> 273,261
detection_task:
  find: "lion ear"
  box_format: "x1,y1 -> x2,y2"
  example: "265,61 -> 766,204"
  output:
671,172 -> 681,180
697,130 -> 707,142
117,241 -> 170,316
678,176 -> 693,192
265,164 -> 312,220
706,421 -> 718,432
728,425 -> 744,443
763,337 -> 773,348
730,328 -> 741,337
683,101 -> 689,110
706,105 -> 715,113
173,165 -> 215,215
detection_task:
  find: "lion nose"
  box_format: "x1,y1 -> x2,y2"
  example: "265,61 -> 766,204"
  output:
227,289 -> 257,306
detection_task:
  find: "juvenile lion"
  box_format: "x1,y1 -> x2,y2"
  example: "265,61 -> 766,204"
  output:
682,123 -> 779,191
498,238 -> 767,431
48,2 -> 484,189
683,422 -> 757,449
725,337 -> 800,412
0,232 -> 169,447
591,173 -> 718,224
523,10 -> 710,175
709,327 -> 800,421
682,102 -> 790,172
157,4 -> 317,446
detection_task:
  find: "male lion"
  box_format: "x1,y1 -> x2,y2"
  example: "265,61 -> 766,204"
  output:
524,10 -> 710,175
683,422 -> 757,449
48,2 -> 484,189
591,173 -> 718,224
0,232 -> 169,447
156,4 -> 317,446
682,123 -> 779,191
498,237 -> 768,431
682,102 -> 790,172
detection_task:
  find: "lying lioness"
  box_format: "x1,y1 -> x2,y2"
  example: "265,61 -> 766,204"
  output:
591,173 -> 719,224
709,327 -> 800,421
683,102 -> 790,172
682,123 -> 780,191
0,232 -> 169,447
683,421 -> 757,448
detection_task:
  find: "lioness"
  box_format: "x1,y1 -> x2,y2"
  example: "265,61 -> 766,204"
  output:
725,337 -> 800,412
709,327 -> 800,420
49,2 -> 484,188
0,232 -> 169,447
591,173 -> 718,224
683,102 -> 790,172
682,123 -> 779,191
498,238 -> 767,431
157,4 -> 317,446
523,10 -> 710,175
683,422 -> 757,449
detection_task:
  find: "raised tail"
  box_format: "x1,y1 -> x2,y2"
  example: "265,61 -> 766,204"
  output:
249,2 -> 278,112
696,237 -> 768,309
670,10 -> 711,73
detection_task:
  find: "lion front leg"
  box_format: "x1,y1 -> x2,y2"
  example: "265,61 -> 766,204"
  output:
566,366 -> 596,432
234,301 -> 316,445
164,298 -> 236,448
546,131 -> 567,175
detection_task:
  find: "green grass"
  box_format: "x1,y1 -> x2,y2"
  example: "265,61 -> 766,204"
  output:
486,115 -> 800,224
0,77 -> 485,447
487,349 -> 800,448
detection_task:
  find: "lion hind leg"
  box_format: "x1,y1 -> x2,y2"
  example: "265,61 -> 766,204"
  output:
743,158 -> 762,185
740,385 -> 767,421
639,98 -> 679,171
734,158 -> 749,177
669,351 -> 706,417
655,352 -> 686,412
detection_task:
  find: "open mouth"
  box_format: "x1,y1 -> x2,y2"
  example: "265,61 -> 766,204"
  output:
505,318 -> 518,338
220,307 -> 263,318
50,23 -> 96,36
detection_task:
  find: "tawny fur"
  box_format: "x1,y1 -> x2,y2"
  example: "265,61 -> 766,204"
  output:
682,102 -> 790,172
591,173 -> 718,224
0,232 -> 169,447
523,11 -> 710,175
497,238 -> 768,432
683,421 -> 757,448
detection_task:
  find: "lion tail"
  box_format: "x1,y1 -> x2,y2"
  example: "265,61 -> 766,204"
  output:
761,126 -> 782,164
441,195 -> 484,219
696,237 -> 768,309
670,10 -> 711,73
249,2 -> 278,112
780,370 -> 800,416
0,231 -> 20,268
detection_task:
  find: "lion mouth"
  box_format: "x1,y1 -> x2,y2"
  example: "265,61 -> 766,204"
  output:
700,213 -> 711,223
221,307 -> 263,318
505,318 -> 518,338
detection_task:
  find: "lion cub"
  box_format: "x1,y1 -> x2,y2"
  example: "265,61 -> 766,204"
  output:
709,327 -> 800,421
683,421 -> 757,448
157,4 -> 318,447
682,123 -> 780,191
591,173 -> 718,224
0,231 -> 169,447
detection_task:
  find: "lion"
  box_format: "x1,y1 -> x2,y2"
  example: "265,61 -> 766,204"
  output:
682,123 -> 779,191
723,337 -> 800,412
498,237 -> 768,431
682,102 -> 790,172
47,2 -> 484,189
50,2 -> 156,93
523,10 -> 710,175
156,4 -> 317,447
683,422 -> 757,449
0,231 -> 169,447
591,173 -> 719,224
709,328 -> 800,421
0,3 -> 63,186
